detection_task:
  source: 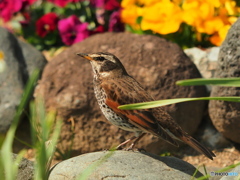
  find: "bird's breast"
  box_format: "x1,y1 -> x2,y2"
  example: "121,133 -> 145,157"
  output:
93,83 -> 139,132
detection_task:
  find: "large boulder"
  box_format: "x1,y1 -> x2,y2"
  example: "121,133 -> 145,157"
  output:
48,151 -> 203,180
35,32 -> 207,155
0,27 -> 47,133
209,18 -> 240,143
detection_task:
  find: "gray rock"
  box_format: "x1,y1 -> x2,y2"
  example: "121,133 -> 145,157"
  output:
18,39 -> 46,76
48,151 -> 203,180
184,47 -> 219,79
0,27 -> 47,133
201,122 -> 231,149
12,154 -> 34,180
220,165 -> 240,180
0,27 -> 25,133
209,18 -> 240,143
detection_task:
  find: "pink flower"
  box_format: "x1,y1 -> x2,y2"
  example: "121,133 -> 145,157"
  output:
90,25 -> 105,35
36,13 -> 59,37
108,10 -> 124,32
90,0 -> 120,10
0,0 -> 22,22
0,0 -> 37,22
58,15 -> 90,45
47,0 -> 82,7
104,0 -> 120,11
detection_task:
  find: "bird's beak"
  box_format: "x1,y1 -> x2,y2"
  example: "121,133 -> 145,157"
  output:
77,53 -> 93,61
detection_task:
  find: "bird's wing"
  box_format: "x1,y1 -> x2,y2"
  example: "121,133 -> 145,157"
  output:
102,77 -> 179,147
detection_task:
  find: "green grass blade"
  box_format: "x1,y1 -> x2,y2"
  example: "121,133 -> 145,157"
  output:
0,69 -> 40,180
196,162 -> 240,180
118,97 -> 240,110
176,78 -> 240,87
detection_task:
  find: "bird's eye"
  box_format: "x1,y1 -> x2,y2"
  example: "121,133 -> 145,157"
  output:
96,56 -> 105,61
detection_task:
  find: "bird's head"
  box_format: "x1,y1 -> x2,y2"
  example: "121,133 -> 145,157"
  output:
77,52 -> 128,78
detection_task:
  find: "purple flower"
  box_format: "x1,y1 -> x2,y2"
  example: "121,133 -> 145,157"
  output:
0,0 -> 22,22
58,15 -> 90,45
108,10 -> 124,32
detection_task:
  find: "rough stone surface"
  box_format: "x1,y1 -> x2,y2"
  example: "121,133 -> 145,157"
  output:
48,151 -> 203,180
35,32 -> 207,155
0,27 -> 26,133
184,47 -> 219,79
12,154 -> 34,180
209,18 -> 240,143
18,39 -> 46,76
0,27 -> 47,133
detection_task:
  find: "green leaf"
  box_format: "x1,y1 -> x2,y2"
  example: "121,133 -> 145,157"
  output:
136,16 -> 143,24
176,78 -> 240,87
118,97 -> 240,110
0,69 -> 40,180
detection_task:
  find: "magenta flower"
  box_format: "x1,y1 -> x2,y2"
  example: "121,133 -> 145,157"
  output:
104,0 -> 120,11
0,0 -> 37,22
0,0 -> 22,22
108,10 -> 124,32
47,0 -> 82,7
58,15 -> 90,45
90,0 -> 120,10
36,13 -> 59,37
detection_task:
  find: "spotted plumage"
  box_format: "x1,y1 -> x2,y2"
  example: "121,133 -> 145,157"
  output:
77,52 -> 216,160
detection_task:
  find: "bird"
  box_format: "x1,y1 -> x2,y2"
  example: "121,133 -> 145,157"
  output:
77,52 -> 216,160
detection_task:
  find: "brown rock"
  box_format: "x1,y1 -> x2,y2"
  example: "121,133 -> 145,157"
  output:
209,18 -> 240,143
35,32 -> 207,155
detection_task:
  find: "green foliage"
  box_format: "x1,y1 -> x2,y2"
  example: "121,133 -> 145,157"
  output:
0,69 -> 62,180
21,1 -> 97,50
30,98 -> 62,180
0,69 -> 40,180
177,78 -> 240,87
119,77 -> 240,110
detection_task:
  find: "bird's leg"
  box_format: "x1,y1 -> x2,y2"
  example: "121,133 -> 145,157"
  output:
126,133 -> 146,150
116,136 -> 137,150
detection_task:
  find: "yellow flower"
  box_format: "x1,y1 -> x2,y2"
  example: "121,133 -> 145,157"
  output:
210,24 -> 231,46
121,5 -> 140,25
121,0 -> 137,8
138,0 -> 160,6
225,0 -> 237,15
196,16 -> 225,34
182,0 -> 215,26
141,0 -> 183,34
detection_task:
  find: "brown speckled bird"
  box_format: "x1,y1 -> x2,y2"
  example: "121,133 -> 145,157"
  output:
77,52 -> 215,160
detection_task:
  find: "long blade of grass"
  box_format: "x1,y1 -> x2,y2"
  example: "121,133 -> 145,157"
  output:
46,119 -> 62,177
118,97 -> 240,110
0,69 -> 40,180
176,78 -> 240,87
30,98 -> 62,180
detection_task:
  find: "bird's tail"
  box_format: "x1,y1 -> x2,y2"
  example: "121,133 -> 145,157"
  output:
180,135 -> 216,160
